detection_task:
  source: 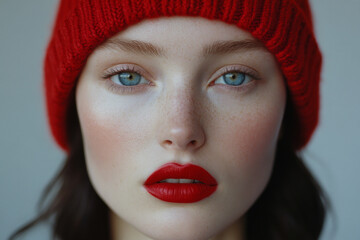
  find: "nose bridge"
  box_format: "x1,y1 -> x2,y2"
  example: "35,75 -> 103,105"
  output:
158,84 -> 205,152
167,86 -> 197,123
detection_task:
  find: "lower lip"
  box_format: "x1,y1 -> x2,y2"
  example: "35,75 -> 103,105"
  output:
144,183 -> 217,203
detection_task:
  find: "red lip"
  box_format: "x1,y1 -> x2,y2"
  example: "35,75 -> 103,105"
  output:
144,163 -> 218,203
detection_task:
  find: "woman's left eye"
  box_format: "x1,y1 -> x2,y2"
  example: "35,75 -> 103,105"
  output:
110,72 -> 149,86
214,72 -> 252,86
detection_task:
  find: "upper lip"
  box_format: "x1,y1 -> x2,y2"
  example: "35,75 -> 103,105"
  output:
144,163 -> 217,186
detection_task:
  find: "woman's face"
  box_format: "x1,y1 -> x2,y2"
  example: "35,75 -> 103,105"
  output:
76,17 -> 286,240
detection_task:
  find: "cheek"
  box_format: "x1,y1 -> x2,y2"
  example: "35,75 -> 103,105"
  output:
75,83 -> 151,195
225,107 -> 282,167
210,92 -> 285,208
224,111 -> 280,184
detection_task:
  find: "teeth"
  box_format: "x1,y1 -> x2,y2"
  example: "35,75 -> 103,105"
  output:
167,178 -> 179,183
159,179 -> 201,183
179,179 -> 193,183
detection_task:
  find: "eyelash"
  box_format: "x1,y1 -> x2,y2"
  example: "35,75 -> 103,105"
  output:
101,65 -> 151,94
101,65 -> 260,94
211,65 -> 260,92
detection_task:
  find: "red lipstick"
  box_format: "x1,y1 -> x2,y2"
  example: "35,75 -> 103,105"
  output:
144,163 -> 218,203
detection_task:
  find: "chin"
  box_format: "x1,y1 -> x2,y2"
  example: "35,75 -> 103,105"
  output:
125,208 -> 242,240
138,224 -> 218,240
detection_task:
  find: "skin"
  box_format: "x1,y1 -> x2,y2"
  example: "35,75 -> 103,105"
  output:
76,17 -> 287,240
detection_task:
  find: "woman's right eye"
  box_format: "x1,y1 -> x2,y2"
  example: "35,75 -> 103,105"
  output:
110,72 -> 149,86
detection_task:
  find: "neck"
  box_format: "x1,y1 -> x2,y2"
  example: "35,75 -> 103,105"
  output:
110,211 -> 246,240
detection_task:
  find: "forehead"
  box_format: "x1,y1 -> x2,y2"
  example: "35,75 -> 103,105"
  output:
118,17 -> 252,43
95,16 -> 269,57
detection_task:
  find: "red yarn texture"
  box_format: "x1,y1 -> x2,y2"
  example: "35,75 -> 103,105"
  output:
44,0 -> 322,152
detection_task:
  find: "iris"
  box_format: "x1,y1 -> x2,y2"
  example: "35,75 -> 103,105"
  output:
116,72 -> 142,86
222,72 -> 246,86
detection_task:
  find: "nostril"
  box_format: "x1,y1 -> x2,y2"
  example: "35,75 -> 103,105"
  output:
190,140 -> 196,146
164,140 -> 172,145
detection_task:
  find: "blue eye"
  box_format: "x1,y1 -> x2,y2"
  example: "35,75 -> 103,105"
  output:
215,72 -> 251,86
110,72 -> 147,86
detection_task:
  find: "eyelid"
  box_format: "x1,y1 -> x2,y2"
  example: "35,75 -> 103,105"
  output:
210,65 -> 261,85
101,64 -> 260,94
101,64 -> 152,82
100,64 -> 153,94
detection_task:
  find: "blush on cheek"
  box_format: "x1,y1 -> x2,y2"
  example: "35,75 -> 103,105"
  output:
81,117 -> 127,185
223,110 -> 281,160
219,103 -> 284,196
76,98 -> 133,183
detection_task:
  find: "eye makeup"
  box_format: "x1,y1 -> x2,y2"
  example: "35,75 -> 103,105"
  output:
100,63 -> 262,95
101,64 -> 154,94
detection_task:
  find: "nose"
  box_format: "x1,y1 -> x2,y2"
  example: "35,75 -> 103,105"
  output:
157,88 -> 206,152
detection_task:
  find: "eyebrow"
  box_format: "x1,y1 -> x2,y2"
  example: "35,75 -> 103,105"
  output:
98,39 -> 165,57
202,39 -> 267,56
98,39 -> 267,57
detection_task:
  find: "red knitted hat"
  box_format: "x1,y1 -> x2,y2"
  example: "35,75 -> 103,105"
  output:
44,0 -> 321,152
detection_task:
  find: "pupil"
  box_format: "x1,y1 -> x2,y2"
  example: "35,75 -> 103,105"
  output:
223,72 -> 245,86
118,72 -> 141,86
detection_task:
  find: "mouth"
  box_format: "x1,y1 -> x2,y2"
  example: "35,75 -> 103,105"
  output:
158,179 -> 203,183
144,163 -> 218,203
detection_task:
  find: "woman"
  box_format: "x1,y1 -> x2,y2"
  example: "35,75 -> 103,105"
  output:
10,0 -> 327,239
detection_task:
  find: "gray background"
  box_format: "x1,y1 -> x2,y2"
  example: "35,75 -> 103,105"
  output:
1,0 -> 359,239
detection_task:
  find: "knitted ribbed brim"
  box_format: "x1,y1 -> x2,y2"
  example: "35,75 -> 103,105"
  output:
44,0 -> 321,152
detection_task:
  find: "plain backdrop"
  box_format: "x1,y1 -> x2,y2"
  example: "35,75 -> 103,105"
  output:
1,0 -> 359,239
